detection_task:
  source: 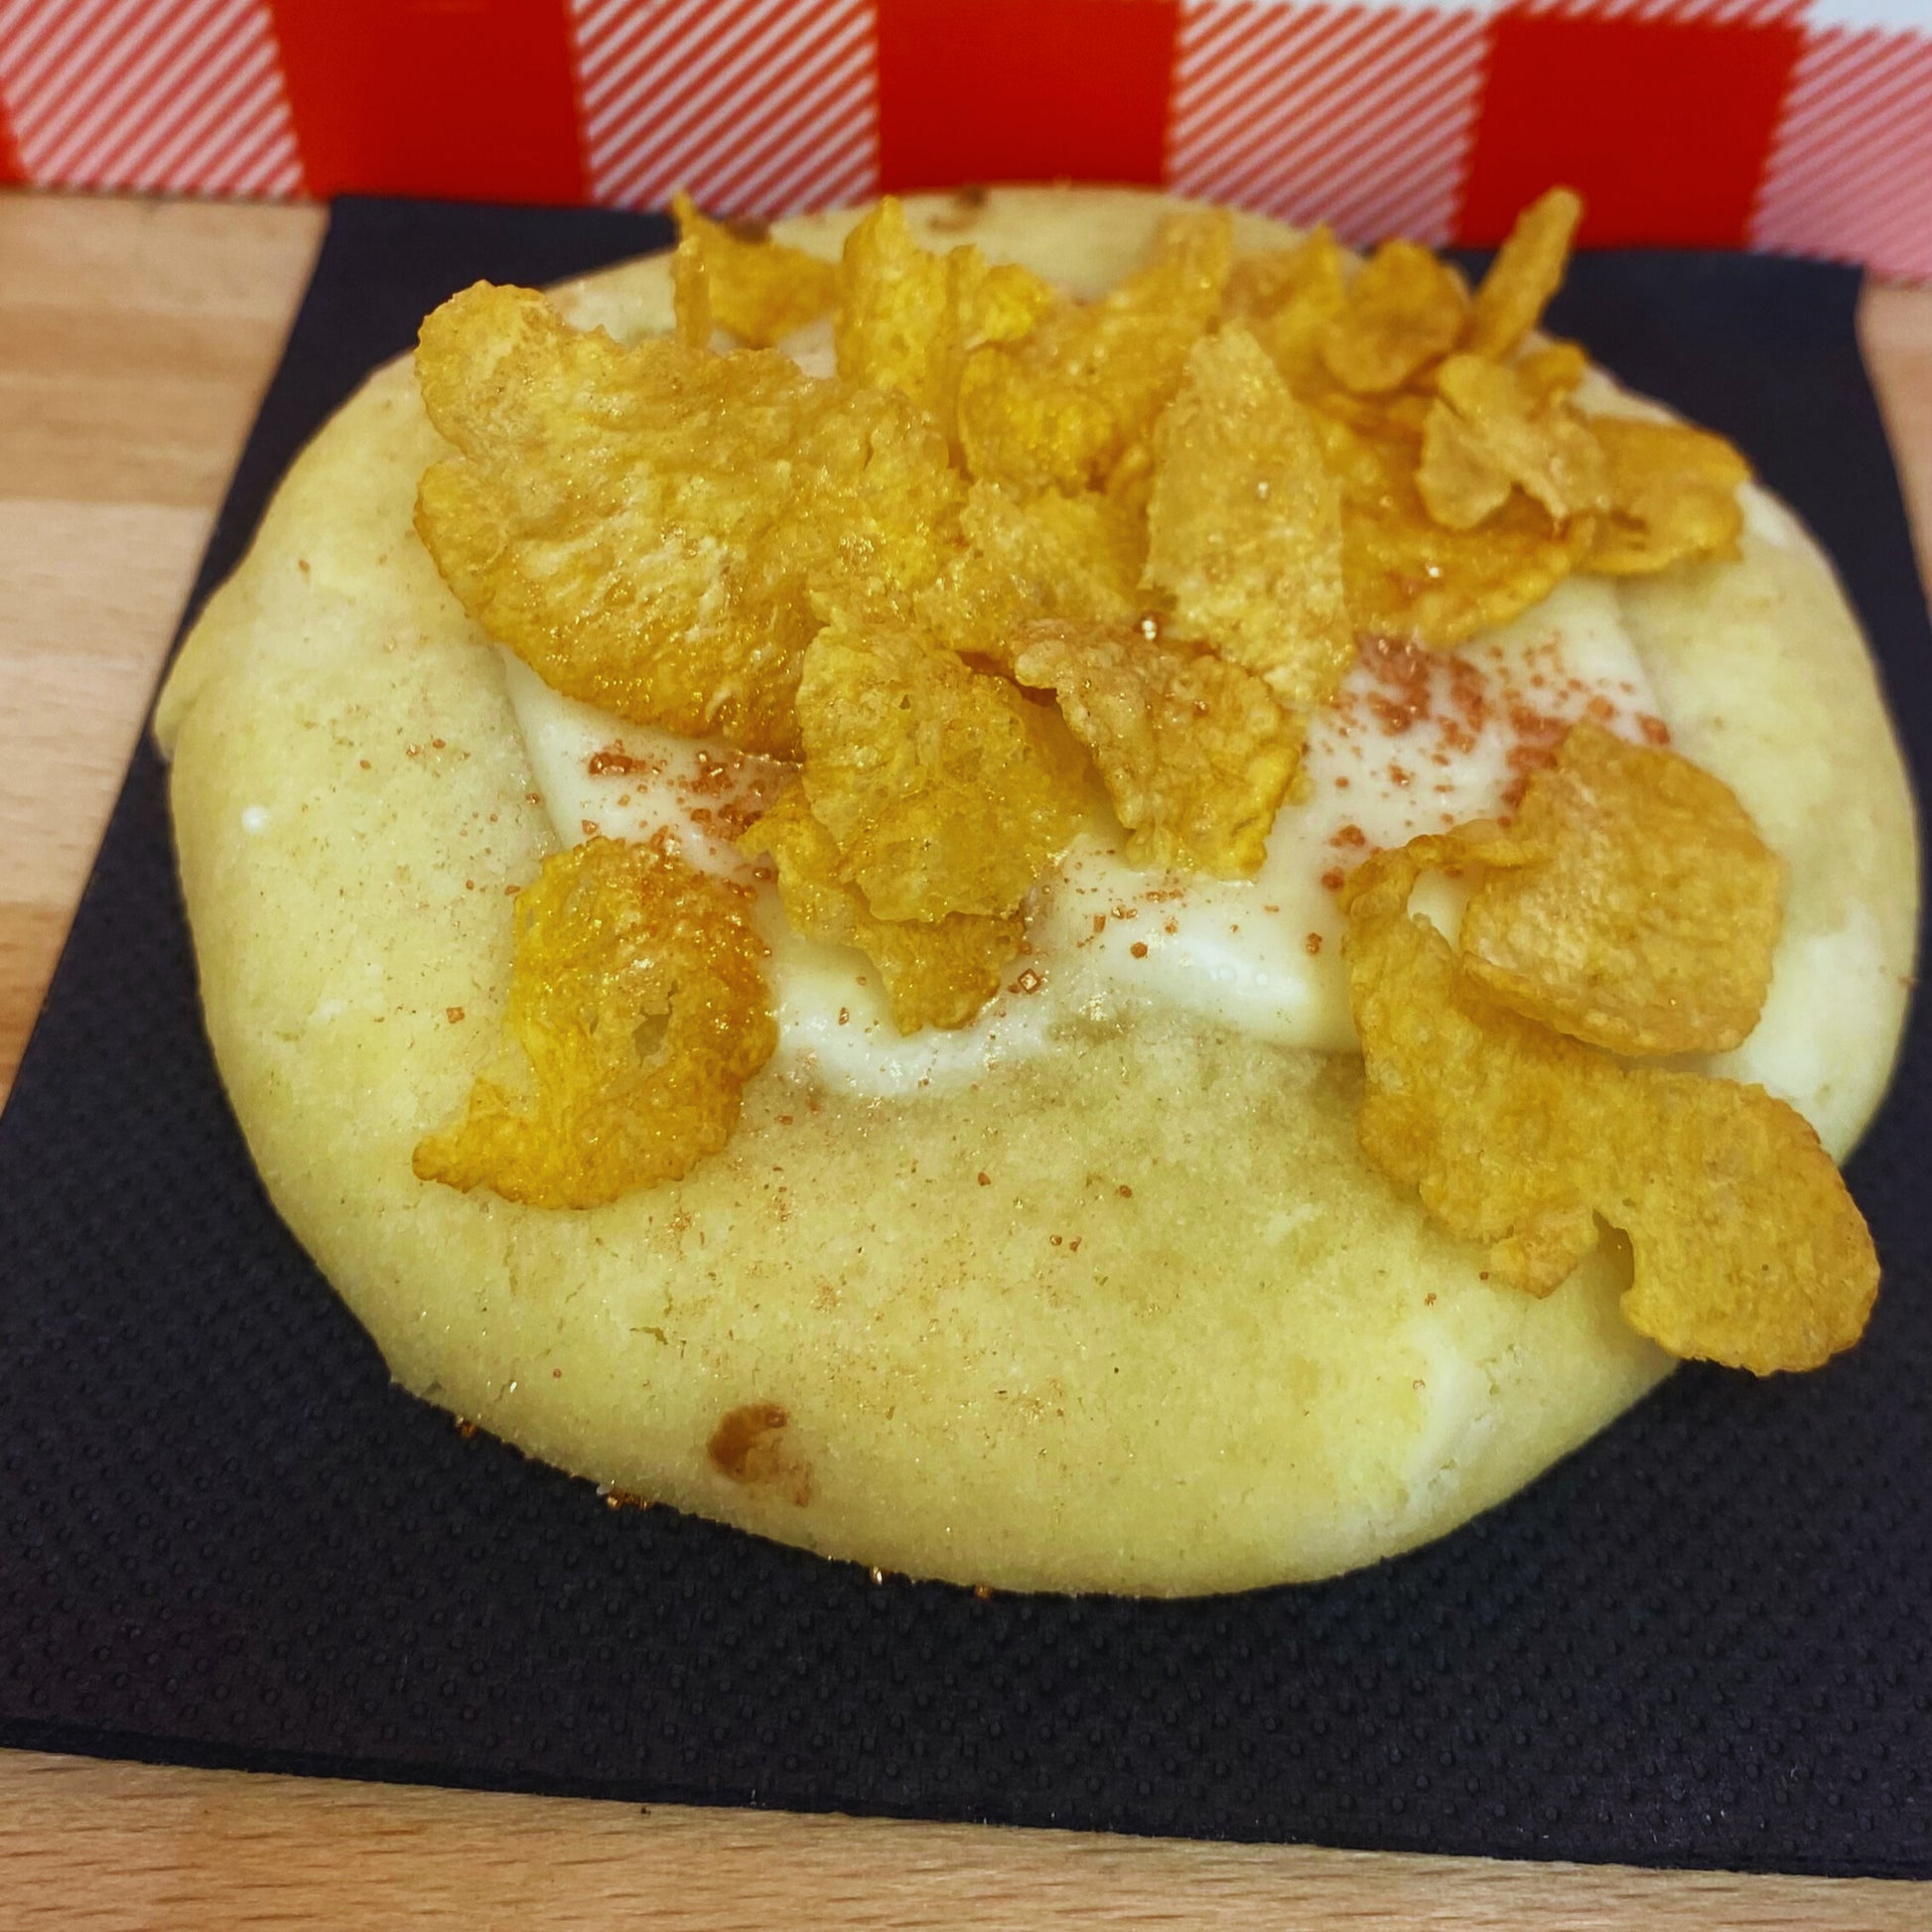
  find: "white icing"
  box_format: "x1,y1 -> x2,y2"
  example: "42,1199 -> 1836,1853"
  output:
779,314 -> 837,379
1740,481 -> 1803,550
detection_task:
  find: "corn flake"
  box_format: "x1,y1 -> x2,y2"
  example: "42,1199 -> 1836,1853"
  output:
1462,188 -> 1584,360
671,233 -> 711,348
1225,224 -> 1348,392
835,197 -> 1055,444
742,786 -> 1021,1032
1344,841 -> 1876,1370
1346,838 -> 1624,1294
954,346 -> 1115,498
1585,415 -> 1750,575
1331,416 -> 1589,648
415,836 -> 775,1209
1612,1070 -> 1877,1371
1322,239 -> 1467,395
670,193 -> 838,346
1414,401 -> 1513,531
797,615 -> 1092,922
957,210 -> 1233,493
415,282 -> 962,757
1515,340 -> 1588,407
1419,354 -> 1609,529
1011,621 -> 1300,876
1458,723 -> 1783,1054
1143,329 -> 1352,706
920,481 -> 1145,662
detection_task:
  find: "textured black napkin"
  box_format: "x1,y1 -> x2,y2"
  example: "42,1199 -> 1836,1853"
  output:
2,199 -> 1928,1878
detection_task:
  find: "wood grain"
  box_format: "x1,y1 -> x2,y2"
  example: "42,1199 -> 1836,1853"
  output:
2,1749 -> 1927,1930
1,188 -> 1928,1925
0,194 -> 325,1093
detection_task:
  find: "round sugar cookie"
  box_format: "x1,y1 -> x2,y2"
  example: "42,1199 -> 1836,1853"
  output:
155,188 -> 1919,1596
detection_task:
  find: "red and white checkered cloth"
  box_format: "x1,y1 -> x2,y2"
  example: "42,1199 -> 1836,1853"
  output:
1,0 -> 1925,277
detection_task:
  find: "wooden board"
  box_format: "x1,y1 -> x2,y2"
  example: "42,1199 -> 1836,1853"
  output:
2,188 -> 1928,1925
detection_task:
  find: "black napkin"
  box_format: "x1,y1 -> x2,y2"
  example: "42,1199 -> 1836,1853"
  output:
2,199 -> 1927,1877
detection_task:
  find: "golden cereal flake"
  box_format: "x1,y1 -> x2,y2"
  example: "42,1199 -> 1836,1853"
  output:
1585,415 -> 1751,575
1414,400 -> 1513,530
1459,723 -> 1783,1055
956,209 -> 1234,493
1462,188 -> 1584,360
920,480 -> 1146,661
414,282 -> 963,757
414,837 -> 776,1209
1612,1074 -> 1877,1372
835,197 -> 1055,443
1011,621 -> 1300,877
1515,340 -> 1589,407
1321,239 -> 1467,395
1419,354 -> 1609,529
836,197 -> 951,408
1142,329 -> 1351,706
671,193 -> 838,346
796,615 -> 1092,922
1329,415 -> 1589,649
1344,841 -> 1875,1372
1224,224 -> 1348,392
742,786 -> 1021,1033
671,233 -> 711,349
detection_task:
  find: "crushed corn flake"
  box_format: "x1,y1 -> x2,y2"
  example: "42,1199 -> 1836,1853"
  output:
920,480 -> 1146,661
1344,836 -> 1875,1372
1462,188 -> 1583,360
956,209 -> 1233,494
1143,329 -> 1352,706
1586,415 -> 1751,575
1011,621 -> 1301,877
1458,724 -> 1784,1055
1321,238 -> 1467,395
414,836 -> 775,1209
795,614 -> 1093,923
742,787 -> 1023,1033
1225,224 -> 1347,392
1331,415 -> 1593,649
671,233 -> 711,349
1420,353 -> 1610,529
835,197 -> 1055,448
415,282 -> 961,757
670,193 -> 838,346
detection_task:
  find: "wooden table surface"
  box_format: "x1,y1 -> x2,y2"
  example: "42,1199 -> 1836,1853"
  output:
1,190 -> 1928,1929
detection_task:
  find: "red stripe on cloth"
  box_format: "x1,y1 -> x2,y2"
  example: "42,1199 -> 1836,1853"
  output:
572,0 -> 877,216
0,93 -> 20,186
877,0 -> 1179,194
269,0 -> 587,203
1169,3 -> 1486,247
0,0 -> 304,198
1750,28 -> 1932,282
1457,2 -> 1802,248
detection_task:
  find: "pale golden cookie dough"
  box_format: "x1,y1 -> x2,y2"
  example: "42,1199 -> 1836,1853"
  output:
155,189 -> 1918,1596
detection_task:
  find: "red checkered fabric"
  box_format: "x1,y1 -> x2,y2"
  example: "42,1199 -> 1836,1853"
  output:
0,0 -> 1925,276
1167,3 -> 1490,246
